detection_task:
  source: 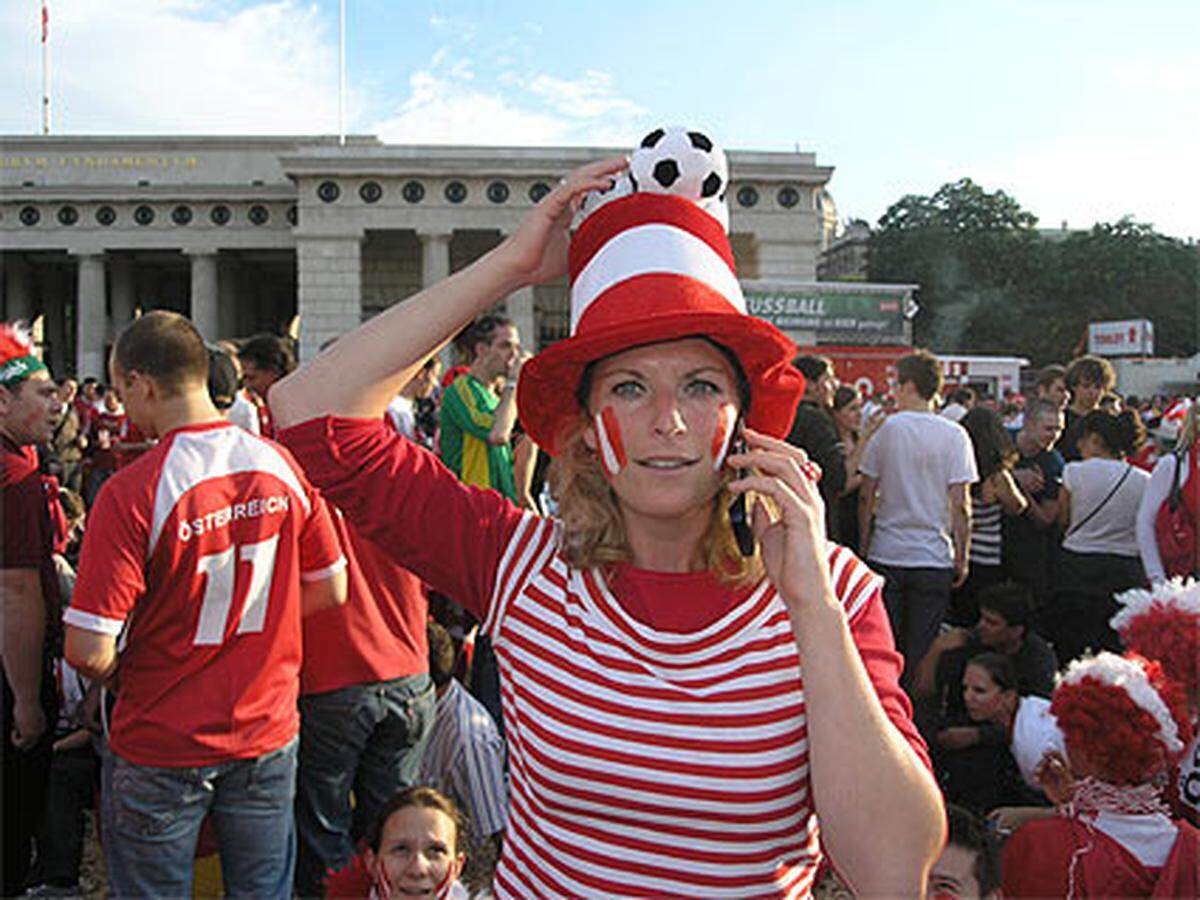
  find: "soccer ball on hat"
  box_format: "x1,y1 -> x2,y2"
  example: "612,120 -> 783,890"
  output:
629,126 -> 728,206
576,171 -> 635,224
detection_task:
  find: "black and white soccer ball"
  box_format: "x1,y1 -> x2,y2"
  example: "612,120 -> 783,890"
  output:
629,126 -> 728,208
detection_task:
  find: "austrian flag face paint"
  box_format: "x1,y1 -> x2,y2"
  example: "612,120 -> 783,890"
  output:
710,404 -> 738,471
594,406 -> 628,477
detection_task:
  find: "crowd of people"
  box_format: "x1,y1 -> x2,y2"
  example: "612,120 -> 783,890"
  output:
2,130 -> 1198,899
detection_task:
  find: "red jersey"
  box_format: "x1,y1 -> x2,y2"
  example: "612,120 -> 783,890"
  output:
301,510 -> 428,695
65,421 -> 344,766
1,439 -> 61,639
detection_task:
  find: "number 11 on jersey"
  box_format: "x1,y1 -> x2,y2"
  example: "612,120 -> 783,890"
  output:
193,535 -> 280,646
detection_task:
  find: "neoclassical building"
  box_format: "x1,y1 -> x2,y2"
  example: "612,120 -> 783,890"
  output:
0,135 -> 834,378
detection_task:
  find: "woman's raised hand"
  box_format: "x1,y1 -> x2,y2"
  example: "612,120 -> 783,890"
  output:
495,156 -> 628,288
727,429 -> 834,615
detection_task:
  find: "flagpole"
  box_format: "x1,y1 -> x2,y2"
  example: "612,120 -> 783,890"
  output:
338,0 -> 345,145
41,1 -> 51,134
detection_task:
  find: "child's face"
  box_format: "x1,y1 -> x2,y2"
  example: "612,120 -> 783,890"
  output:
368,805 -> 464,899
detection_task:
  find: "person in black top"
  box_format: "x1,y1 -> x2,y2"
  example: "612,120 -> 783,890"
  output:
786,355 -> 846,540
1003,399 -> 1065,610
1058,355 -> 1115,462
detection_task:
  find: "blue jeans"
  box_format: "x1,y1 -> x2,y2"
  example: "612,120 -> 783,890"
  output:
294,674 -> 435,896
871,562 -> 955,684
102,736 -> 298,899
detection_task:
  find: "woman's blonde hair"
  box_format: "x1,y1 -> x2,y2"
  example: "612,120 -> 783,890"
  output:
547,418 -> 764,587
1176,403 -> 1198,453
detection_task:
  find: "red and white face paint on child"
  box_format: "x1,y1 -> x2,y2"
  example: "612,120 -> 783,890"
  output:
594,406 -> 629,478
710,403 -> 738,471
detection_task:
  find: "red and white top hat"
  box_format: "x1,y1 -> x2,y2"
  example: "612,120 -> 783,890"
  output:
518,127 -> 803,454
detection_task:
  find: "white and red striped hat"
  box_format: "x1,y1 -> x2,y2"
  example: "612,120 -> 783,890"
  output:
518,129 -> 803,454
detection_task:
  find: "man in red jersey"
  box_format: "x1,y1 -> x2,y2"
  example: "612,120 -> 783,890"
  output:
1,322 -> 64,895
64,311 -> 347,899
238,333 -> 296,438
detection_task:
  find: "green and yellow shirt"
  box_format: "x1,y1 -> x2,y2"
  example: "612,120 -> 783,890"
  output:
439,374 -> 517,502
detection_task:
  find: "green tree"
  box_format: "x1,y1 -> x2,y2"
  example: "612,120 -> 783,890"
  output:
867,179 -> 1042,352
867,180 -> 1199,363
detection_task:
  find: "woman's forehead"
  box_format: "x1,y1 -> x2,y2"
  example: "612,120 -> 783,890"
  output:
592,337 -> 734,379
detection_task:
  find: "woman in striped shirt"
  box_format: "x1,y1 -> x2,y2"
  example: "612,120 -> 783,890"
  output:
949,408 -> 1027,627
273,137 -> 944,897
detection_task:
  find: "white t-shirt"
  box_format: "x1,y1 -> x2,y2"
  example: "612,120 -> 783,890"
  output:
1061,458 -> 1149,557
227,389 -> 261,436
386,395 -> 416,440
1136,451 -> 1194,582
859,411 -> 978,568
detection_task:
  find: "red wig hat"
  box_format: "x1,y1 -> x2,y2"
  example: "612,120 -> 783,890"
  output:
517,127 -> 804,455
0,322 -> 47,388
1111,579 -> 1200,694
1051,652 -> 1193,785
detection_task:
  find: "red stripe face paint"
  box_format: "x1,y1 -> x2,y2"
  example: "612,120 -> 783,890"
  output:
710,404 -> 738,471
594,406 -> 627,477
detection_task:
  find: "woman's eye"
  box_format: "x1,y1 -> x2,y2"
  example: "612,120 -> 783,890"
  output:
685,379 -> 721,397
612,381 -> 644,398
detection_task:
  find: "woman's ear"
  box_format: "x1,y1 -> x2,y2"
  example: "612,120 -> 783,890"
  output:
581,416 -> 598,453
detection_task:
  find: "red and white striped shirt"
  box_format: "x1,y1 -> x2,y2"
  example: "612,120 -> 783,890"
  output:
281,417 -> 926,898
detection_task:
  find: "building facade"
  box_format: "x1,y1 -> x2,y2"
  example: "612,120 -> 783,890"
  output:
1,135 -> 833,377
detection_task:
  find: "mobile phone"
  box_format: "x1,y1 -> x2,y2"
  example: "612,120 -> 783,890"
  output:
727,426 -> 756,557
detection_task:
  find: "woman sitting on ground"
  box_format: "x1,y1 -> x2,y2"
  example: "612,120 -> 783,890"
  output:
935,652 -> 1054,815
271,131 -> 944,897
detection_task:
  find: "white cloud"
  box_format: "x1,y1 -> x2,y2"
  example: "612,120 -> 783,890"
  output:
0,0 -> 346,134
370,54 -> 649,147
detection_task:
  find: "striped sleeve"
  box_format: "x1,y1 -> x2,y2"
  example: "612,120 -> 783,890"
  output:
828,542 -> 931,769
482,511 -> 560,638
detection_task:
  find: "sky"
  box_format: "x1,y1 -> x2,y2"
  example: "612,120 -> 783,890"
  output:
2,0 -> 1197,240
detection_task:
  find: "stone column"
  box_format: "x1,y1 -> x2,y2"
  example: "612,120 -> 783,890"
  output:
296,235 -> 362,361
507,286 -> 537,353
109,254 -> 136,338
189,252 -> 219,340
3,254 -> 34,323
419,231 -> 452,288
218,255 -> 238,340
74,254 -> 108,380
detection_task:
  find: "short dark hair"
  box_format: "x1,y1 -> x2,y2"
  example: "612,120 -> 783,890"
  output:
832,384 -> 860,412
238,333 -> 296,377
1036,364 -> 1066,391
1065,355 -> 1116,391
944,803 -> 1001,896
792,355 -> 833,383
206,346 -> 240,410
948,386 -> 976,406
1083,408 -> 1145,457
427,620 -> 457,688
365,786 -> 465,855
977,581 -> 1034,630
461,314 -> 515,362
113,311 -> 209,395
896,350 -> 943,400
